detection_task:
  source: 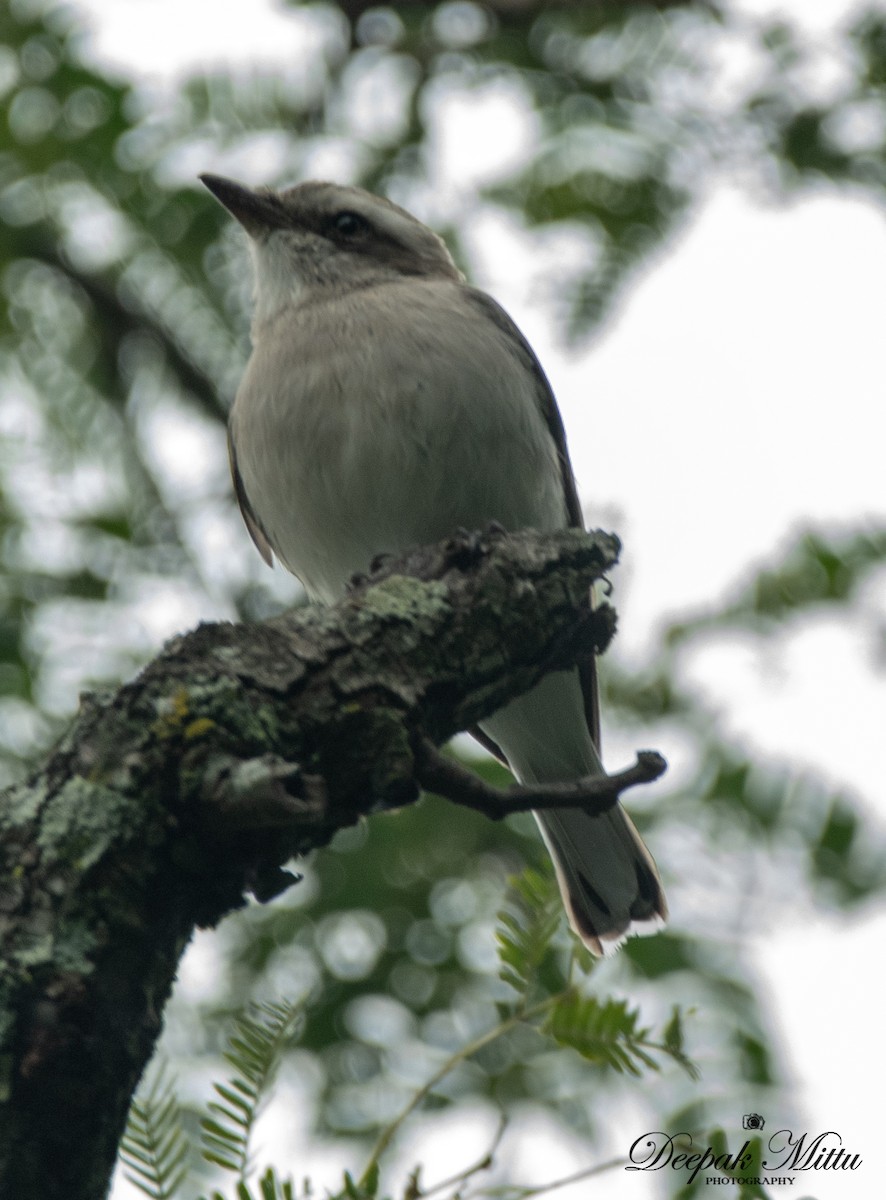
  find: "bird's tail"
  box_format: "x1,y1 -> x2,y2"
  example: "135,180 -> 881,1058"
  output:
478,669 -> 666,955
534,804 -> 666,956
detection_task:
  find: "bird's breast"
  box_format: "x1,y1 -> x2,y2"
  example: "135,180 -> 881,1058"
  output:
230,282 -> 566,601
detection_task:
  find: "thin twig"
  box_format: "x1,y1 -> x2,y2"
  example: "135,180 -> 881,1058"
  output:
413,739 -> 666,819
358,995 -> 560,1189
412,1115 -> 508,1199
480,1155 -> 628,1200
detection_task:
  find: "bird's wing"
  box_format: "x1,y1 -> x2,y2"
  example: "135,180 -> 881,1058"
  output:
228,425 -> 275,567
463,289 -> 601,753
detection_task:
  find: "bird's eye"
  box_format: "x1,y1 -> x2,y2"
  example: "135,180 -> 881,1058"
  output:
331,210 -> 369,238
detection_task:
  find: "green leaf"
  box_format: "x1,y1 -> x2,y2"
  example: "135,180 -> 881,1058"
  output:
495,865 -> 564,1002
663,1006 -> 685,1056
120,1063 -> 189,1199
546,992 -> 649,1074
200,999 -> 305,1180
361,1161 -> 379,1198
666,526 -> 886,641
546,992 -> 699,1080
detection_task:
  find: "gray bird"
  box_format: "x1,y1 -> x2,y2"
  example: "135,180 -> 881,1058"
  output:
201,173 -> 666,954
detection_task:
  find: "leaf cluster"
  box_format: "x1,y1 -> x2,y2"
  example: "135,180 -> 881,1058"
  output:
201,1001 -> 305,1178
120,1066 -> 188,1200
122,868 -> 705,1200
2,0 -> 886,777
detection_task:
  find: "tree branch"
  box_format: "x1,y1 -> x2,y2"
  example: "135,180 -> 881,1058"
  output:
0,525 -> 661,1200
413,738 -> 667,818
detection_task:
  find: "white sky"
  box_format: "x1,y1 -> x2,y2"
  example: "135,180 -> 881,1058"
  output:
64,0 -> 886,1195
552,187 -> 886,1199
434,157 -> 886,1200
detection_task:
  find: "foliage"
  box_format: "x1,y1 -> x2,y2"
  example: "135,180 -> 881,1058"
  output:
545,992 -> 697,1079
123,871 -> 711,1199
495,865 -> 562,1001
120,1066 -> 189,1200
201,1001 -> 306,1178
2,0 -> 886,779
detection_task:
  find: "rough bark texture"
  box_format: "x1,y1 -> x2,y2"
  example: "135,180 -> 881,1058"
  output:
0,526 -> 619,1200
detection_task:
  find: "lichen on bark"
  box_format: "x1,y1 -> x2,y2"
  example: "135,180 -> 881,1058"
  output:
0,525 -> 620,1200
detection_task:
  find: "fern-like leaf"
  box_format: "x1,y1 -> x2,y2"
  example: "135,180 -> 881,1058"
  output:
662,1005 -> 699,1079
495,866 -> 563,1002
258,1167 -> 297,1200
337,1169 -> 379,1200
201,999 -> 305,1180
546,993 -> 698,1079
120,1063 -> 189,1199
672,1129 -> 769,1198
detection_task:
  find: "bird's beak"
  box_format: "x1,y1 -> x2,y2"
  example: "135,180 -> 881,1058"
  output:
200,174 -> 287,236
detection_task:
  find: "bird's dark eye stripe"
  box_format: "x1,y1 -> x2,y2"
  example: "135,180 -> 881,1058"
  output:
331,210 -> 369,237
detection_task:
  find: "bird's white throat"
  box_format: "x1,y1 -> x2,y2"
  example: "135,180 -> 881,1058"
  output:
249,234 -> 307,330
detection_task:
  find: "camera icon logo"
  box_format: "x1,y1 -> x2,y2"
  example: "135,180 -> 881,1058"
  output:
743,1113 -> 765,1130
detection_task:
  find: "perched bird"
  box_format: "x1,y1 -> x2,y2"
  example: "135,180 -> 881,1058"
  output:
201,173 -> 666,954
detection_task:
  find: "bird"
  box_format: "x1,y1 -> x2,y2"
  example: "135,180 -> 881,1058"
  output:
200,172 -> 666,955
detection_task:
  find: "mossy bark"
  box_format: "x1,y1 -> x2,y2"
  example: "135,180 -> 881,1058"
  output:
0,526 -> 618,1200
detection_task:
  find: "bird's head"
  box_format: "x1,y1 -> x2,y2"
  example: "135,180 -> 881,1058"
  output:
200,174 -> 461,328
